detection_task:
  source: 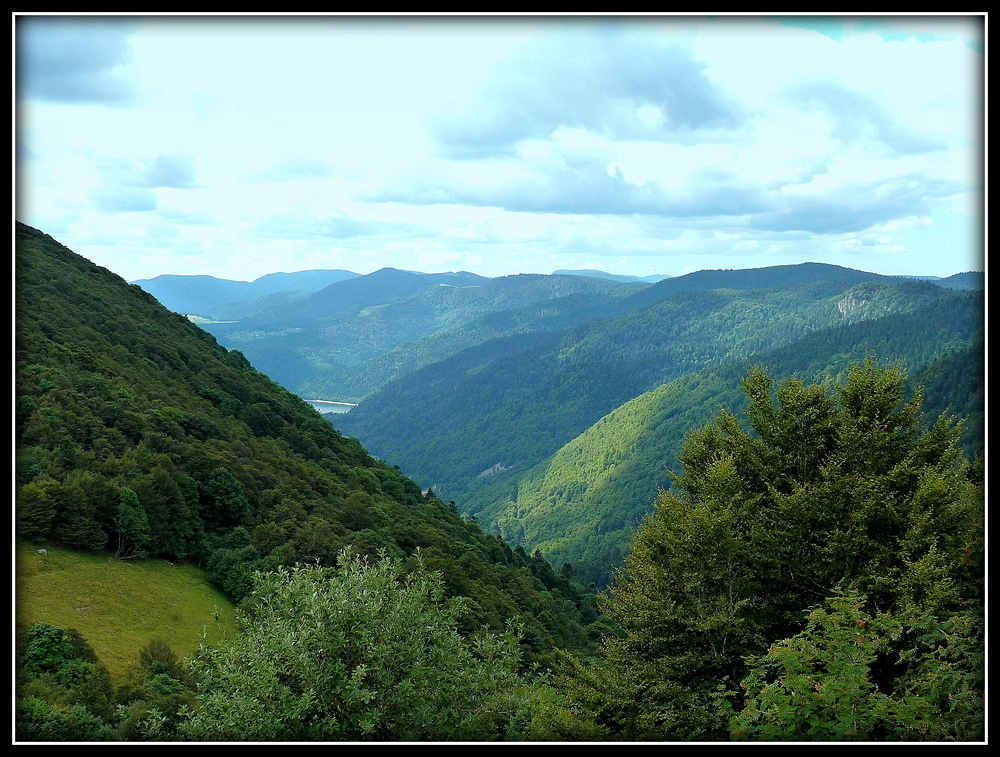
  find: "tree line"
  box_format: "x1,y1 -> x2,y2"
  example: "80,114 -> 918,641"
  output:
15,223 -> 983,740
18,361 -> 984,741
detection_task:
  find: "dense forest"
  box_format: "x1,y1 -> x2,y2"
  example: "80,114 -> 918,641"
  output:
15,222 -> 984,741
478,295 -> 984,587
334,275 -> 982,587
14,222 -> 599,740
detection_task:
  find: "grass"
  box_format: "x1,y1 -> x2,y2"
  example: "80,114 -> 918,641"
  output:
15,541 -> 239,681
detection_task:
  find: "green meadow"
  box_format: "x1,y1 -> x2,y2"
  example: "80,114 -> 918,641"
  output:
15,541 -> 239,681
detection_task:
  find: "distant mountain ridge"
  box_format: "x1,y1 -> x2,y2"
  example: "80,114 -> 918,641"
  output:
552,269 -> 670,284
935,271 -> 985,290
199,270 -> 637,398
254,267 -> 491,326
133,262 -> 982,323
621,261 -> 904,310
131,269 -> 359,316
15,221 -> 599,667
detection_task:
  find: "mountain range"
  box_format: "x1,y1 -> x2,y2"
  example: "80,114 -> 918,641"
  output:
125,256 -> 984,587
17,221 -> 984,742
15,221 -> 599,659
131,268 -> 360,319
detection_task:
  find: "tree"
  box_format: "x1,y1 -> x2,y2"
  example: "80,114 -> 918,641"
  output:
199,467 -> 248,532
552,361 -> 982,741
730,587 -> 984,742
17,623 -> 117,741
113,487 -> 151,559
16,475 -> 61,541
180,550 -> 537,741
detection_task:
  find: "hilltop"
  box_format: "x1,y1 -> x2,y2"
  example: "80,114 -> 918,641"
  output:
15,221 -> 599,667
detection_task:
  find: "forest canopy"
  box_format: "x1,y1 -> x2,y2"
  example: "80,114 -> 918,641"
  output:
15,222 -> 983,742
533,362 -> 983,742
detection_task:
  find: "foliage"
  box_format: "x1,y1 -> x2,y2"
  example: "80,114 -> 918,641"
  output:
16,622 -> 118,741
15,221 -> 598,667
114,487 -> 151,559
730,588 -> 984,741
181,551 -> 537,741
22,622 -> 81,678
16,698 -> 118,742
543,361 -> 983,741
16,620 -> 205,742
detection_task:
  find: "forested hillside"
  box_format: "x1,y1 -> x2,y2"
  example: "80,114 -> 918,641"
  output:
15,222 -> 984,741
335,277 -> 972,510
486,291 -> 984,586
15,222 -> 602,740
198,269 -> 636,400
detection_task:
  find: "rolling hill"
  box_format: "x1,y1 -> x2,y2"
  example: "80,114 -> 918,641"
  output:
334,276 -> 974,510
15,221 -> 599,669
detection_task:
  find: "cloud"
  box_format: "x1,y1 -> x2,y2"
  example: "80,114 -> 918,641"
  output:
770,15 -> 982,48
143,153 -> 202,189
98,153 -> 202,189
157,209 -> 217,226
370,150 -> 772,219
750,173 -> 963,234
87,153 -> 202,214
16,16 -> 141,107
241,158 -> 339,184
425,23 -> 748,159
254,211 -> 437,241
90,186 -> 157,214
371,149 -> 967,241
770,16 -> 853,41
783,79 -> 945,155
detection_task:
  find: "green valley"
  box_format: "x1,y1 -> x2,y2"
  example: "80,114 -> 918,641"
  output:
15,222 -> 601,741
16,222 -> 984,742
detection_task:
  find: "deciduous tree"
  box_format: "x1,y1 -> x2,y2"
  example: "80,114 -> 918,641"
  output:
181,550 -> 536,741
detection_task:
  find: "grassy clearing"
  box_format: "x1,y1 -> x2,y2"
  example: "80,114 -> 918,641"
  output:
15,541 -> 239,681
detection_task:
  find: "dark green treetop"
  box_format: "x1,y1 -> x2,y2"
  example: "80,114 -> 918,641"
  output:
540,361 -> 982,741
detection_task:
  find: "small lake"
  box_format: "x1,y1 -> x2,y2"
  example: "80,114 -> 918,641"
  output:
304,399 -> 357,414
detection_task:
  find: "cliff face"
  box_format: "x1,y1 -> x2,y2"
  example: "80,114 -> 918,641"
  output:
837,291 -> 870,318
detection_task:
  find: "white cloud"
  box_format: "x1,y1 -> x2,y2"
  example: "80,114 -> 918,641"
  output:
15,14 -> 984,280
425,21 -> 749,159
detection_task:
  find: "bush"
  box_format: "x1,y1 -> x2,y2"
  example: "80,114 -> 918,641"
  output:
181,550 -> 537,741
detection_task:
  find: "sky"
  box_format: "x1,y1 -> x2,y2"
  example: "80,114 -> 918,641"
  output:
14,13 -> 985,282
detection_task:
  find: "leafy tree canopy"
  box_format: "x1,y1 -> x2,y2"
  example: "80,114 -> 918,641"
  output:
543,360 -> 982,741
181,550 -> 536,741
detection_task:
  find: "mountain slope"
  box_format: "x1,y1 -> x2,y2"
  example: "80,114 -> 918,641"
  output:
335,277 -> 958,506
15,222 -> 597,661
490,290 -> 984,586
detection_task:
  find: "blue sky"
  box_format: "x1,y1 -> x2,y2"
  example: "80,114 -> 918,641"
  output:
15,13 -> 984,281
